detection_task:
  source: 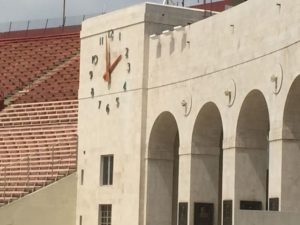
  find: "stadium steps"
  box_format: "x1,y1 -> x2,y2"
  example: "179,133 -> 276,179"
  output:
0,27 -> 79,208
0,100 -> 78,207
4,52 -> 79,106
0,33 -> 80,104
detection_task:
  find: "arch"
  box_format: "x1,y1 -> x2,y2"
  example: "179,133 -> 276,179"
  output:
283,75 -> 300,139
191,102 -> 223,225
192,102 -> 223,154
235,90 -> 270,210
146,112 -> 179,225
148,112 -> 179,158
281,75 -> 300,211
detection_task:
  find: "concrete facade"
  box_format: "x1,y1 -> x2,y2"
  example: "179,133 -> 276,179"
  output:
0,174 -> 77,225
77,0 -> 300,225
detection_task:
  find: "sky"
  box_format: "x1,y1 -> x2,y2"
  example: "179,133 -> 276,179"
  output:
0,0 -> 205,24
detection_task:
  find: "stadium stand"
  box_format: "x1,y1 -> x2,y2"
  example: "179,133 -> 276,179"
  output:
0,26 -> 80,206
0,28 -> 79,105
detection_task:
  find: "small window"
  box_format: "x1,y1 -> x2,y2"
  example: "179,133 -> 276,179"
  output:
81,169 -> 84,185
98,204 -> 112,225
100,155 -> 114,185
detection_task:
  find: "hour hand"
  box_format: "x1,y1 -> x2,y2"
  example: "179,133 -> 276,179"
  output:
109,55 -> 122,74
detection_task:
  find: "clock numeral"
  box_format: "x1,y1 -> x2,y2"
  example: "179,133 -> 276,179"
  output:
98,100 -> 102,109
116,97 -> 120,108
99,37 -> 104,46
123,82 -> 127,91
125,48 -> 129,59
106,104 -> 110,114
91,88 -> 95,98
92,55 -> 98,65
89,71 -> 93,80
127,63 -> 131,73
108,30 -> 114,40
119,32 -> 122,41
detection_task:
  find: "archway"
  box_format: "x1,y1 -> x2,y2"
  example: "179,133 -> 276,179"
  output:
282,76 -> 300,211
191,102 -> 223,225
146,112 -> 179,225
235,90 -> 270,210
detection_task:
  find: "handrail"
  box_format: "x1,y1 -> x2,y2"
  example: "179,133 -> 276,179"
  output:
0,149 -> 76,172
0,135 -> 77,171
0,14 -> 98,33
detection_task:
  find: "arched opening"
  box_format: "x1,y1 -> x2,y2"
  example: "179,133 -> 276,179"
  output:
235,90 -> 270,210
191,102 -> 223,225
146,112 -> 179,225
282,76 -> 300,211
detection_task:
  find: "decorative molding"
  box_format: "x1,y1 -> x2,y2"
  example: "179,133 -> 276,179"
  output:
270,64 -> 283,94
181,94 -> 192,117
224,79 -> 236,107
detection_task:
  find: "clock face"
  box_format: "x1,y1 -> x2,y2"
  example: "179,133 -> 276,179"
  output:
88,30 -> 131,98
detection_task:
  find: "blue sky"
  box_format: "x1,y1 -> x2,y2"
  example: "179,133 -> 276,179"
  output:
0,0 -> 207,23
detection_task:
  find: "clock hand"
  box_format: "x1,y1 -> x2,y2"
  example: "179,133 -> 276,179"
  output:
103,36 -> 110,82
109,55 -> 122,74
105,55 -> 122,84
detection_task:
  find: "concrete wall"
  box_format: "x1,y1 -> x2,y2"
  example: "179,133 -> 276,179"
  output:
77,4 -> 206,225
78,0 -> 300,225
235,210 -> 300,225
0,173 -> 77,225
145,0 -> 300,223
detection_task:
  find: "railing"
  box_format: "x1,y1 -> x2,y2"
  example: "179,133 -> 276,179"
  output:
0,14 -> 99,33
0,139 -> 78,204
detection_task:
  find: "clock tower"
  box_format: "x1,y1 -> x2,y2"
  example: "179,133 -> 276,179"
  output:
76,3 -> 204,225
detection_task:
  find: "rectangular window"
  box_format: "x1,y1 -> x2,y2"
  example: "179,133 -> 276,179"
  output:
98,204 -> 112,225
100,155 -> 114,185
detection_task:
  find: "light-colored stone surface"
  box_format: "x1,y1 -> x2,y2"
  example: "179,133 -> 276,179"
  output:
235,210 -> 300,225
0,173 -> 77,225
78,0 -> 300,224
77,4 -> 205,225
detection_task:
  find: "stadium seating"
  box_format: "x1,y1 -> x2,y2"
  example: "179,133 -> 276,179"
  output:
0,100 -> 78,206
0,28 -> 80,206
10,54 -> 79,104
0,32 -> 79,104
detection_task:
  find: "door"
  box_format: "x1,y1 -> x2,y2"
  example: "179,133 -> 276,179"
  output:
194,203 -> 214,225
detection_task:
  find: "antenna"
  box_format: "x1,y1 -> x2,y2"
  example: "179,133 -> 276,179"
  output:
62,0 -> 66,27
163,0 -> 176,5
